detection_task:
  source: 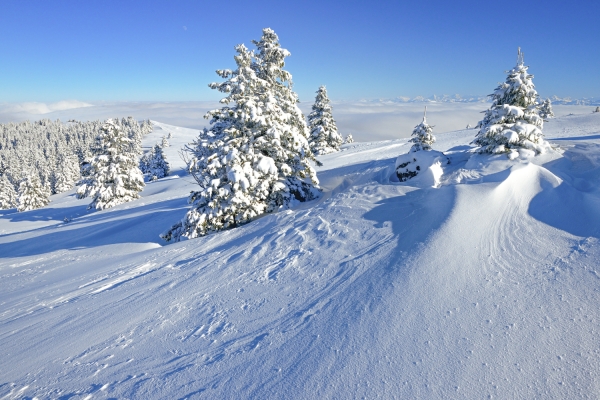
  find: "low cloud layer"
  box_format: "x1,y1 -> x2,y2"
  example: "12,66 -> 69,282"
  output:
0,100 -> 593,143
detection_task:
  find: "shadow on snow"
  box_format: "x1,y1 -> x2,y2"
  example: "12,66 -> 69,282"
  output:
0,197 -> 190,257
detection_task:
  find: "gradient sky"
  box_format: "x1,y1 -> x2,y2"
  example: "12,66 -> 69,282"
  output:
0,0 -> 598,103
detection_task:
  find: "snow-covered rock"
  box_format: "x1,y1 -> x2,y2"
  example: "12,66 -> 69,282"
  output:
393,149 -> 448,187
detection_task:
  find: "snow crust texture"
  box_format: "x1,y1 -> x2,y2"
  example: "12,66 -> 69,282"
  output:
1,111 -> 600,399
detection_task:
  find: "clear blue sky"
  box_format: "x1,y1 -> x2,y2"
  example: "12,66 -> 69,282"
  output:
0,0 -> 597,103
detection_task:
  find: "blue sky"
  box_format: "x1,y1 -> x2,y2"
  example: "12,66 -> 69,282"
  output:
0,0 -> 597,103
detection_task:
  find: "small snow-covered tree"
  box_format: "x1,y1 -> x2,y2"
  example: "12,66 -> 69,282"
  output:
161,136 -> 170,148
53,154 -> 80,193
473,48 -> 547,154
395,109 -> 447,184
147,144 -> 170,181
308,86 -> 343,155
344,134 -> 354,144
538,98 -> 554,119
0,174 -> 17,209
77,119 -> 145,210
162,28 -> 319,242
595,106 -> 600,113
17,172 -> 50,212
409,107 -> 435,152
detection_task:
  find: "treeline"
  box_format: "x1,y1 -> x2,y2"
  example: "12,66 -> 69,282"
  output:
0,118 -> 152,209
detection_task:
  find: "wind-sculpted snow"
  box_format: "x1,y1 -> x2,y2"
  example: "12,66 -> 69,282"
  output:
1,111 -> 600,398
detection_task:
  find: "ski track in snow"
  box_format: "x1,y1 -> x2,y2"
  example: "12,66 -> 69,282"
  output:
1,112 -> 600,398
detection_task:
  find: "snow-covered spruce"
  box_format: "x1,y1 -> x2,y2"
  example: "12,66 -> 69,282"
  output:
344,134 -> 354,144
538,98 -> 554,119
144,144 -> 170,181
409,107 -> 435,152
0,173 -> 17,209
161,136 -> 170,148
17,173 -> 50,212
395,108 -> 448,185
76,119 -> 145,210
162,28 -> 319,242
473,48 -> 549,155
53,154 -> 80,194
308,86 -> 343,155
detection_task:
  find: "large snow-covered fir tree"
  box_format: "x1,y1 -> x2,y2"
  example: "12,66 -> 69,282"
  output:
409,107 -> 435,152
473,48 -> 548,154
162,28 -> 319,242
307,86 -> 343,155
0,174 -> 17,209
77,119 -> 145,210
17,172 -> 50,212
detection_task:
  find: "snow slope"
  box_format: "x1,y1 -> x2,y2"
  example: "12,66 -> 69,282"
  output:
1,112 -> 600,399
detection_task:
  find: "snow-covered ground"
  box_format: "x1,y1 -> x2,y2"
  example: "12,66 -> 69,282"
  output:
1,110 -> 600,398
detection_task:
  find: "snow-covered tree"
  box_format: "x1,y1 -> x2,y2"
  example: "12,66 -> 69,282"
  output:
395,108 -> 447,184
409,107 -> 435,152
77,119 -> 145,210
0,174 -> 17,209
147,144 -> 170,181
162,28 -> 319,242
53,154 -> 80,193
538,98 -> 554,119
17,172 -> 50,212
473,48 -> 548,154
161,136 -> 170,148
308,86 -> 343,155
595,106 -> 600,113
344,134 -> 354,144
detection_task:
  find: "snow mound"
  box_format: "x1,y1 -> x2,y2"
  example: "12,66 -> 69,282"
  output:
393,150 -> 448,187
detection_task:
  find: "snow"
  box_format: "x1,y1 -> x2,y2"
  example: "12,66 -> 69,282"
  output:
255,157 -> 278,175
1,109 -> 600,398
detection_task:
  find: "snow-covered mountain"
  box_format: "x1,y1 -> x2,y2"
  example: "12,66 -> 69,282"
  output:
1,111 -> 600,399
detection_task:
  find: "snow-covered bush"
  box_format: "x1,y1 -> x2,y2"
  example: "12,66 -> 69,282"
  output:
538,98 -> 554,119
473,48 -> 549,155
0,174 -> 17,209
594,106 -> 600,113
344,134 -> 354,144
77,119 -> 145,210
161,136 -> 170,148
17,172 -> 50,212
162,28 -> 320,242
308,86 -> 343,155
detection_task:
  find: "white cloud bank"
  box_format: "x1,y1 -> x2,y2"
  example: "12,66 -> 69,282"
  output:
0,100 -> 594,143
0,100 -> 94,115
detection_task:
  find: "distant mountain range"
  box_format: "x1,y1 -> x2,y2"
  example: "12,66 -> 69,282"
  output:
359,95 -> 600,105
